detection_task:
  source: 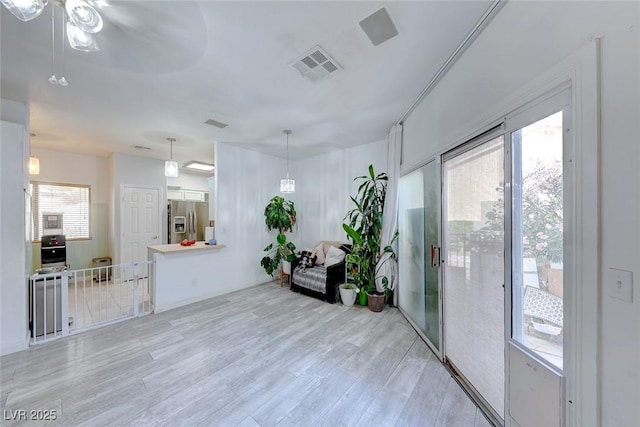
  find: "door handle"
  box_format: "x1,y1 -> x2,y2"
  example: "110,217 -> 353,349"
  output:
430,244 -> 441,268
152,235 -> 158,240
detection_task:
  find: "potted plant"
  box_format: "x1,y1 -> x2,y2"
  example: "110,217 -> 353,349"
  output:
338,283 -> 359,307
260,195 -> 297,277
342,165 -> 398,312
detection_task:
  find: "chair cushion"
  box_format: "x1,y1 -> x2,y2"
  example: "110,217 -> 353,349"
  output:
314,244 -> 325,265
318,241 -> 344,255
292,266 -> 327,293
324,245 -> 346,267
297,251 -> 317,270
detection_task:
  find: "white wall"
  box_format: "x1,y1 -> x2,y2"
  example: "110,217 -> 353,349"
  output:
598,8 -> 640,426
0,98 -> 29,355
401,2 -> 639,426
30,148 -> 110,270
290,139 -> 388,250
112,152 -> 167,265
215,142 -> 285,286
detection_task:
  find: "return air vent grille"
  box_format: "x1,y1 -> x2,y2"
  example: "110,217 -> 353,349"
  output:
290,45 -> 342,82
205,118 -> 228,129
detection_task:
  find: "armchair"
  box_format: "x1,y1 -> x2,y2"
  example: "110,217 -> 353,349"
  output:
290,241 -> 348,303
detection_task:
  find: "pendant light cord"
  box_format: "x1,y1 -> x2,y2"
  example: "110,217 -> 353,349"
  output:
286,132 -> 290,179
168,137 -> 175,160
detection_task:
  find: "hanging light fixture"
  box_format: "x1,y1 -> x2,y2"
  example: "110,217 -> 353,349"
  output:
29,132 -> 40,175
280,129 -> 295,193
165,137 -> 179,178
29,156 -> 40,175
0,0 -> 48,22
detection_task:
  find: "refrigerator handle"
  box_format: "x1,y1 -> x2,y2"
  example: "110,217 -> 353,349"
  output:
193,209 -> 197,238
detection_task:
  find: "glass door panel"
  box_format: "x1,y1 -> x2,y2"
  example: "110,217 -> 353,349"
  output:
398,160 -> 440,351
511,111 -> 564,370
443,135 -> 505,417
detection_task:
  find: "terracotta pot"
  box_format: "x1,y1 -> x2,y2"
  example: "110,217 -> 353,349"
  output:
367,291 -> 385,312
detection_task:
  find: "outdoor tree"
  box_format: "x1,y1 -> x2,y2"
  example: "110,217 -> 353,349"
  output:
522,160 -> 563,265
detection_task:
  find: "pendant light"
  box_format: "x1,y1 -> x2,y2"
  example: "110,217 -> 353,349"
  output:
29,156 -> 40,175
280,129 -> 295,193
165,137 -> 179,178
29,132 -> 40,175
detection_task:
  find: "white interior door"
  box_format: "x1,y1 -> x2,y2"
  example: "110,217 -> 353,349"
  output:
122,186 -> 161,264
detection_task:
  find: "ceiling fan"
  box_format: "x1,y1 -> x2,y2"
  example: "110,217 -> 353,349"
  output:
1,0 -> 104,51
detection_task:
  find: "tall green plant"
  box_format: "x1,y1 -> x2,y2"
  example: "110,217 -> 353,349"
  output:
343,165 -> 397,298
260,196 -> 297,276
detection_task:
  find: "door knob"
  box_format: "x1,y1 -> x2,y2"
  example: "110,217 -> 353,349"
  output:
152,235 -> 158,239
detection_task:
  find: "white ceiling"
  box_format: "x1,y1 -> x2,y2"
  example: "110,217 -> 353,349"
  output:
1,1 -> 493,167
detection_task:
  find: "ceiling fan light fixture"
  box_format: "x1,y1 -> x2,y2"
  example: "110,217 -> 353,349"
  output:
1,0 -> 47,22
65,0 -> 103,33
66,21 -> 100,51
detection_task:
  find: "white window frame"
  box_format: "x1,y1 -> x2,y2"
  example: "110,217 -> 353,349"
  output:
31,181 -> 92,242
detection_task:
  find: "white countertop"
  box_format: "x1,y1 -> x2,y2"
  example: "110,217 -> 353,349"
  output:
147,242 -> 226,254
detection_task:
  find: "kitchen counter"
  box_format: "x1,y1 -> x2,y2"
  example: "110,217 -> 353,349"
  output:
147,241 -> 239,312
147,242 -> 226,254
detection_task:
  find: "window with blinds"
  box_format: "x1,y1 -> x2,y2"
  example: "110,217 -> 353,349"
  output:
31,182 -> 91,242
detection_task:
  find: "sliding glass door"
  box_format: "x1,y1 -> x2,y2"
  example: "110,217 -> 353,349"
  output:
443,134 -> 505,418
397,88 -> 572,426
511,110 -> 565,369
398,160 -> 440,353
505,89 -> 571,427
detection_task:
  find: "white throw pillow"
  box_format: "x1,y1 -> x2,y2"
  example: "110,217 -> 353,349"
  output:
314,245 -> 325,265
324,245 -> 345,267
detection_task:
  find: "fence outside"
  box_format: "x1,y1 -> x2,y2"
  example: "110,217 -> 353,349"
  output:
28,260 -> 154,345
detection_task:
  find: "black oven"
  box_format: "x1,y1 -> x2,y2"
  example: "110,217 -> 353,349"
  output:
41,235 -> 67,267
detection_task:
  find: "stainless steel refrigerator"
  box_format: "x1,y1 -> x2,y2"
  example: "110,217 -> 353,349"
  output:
168,200 -> 209,243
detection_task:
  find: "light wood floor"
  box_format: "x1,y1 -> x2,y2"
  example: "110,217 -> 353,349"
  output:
1,282 -> 491,426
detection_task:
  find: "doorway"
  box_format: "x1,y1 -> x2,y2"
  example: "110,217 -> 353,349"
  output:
398,87 -> 573,426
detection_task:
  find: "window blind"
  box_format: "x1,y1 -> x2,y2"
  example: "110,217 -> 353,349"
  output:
31,182 -> 91,241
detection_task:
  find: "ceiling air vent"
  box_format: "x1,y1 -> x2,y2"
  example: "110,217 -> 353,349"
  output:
290,45 -> 342,82
133,145 -> 151,150
359,7 -> 399,46
205,118 -> 228,129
